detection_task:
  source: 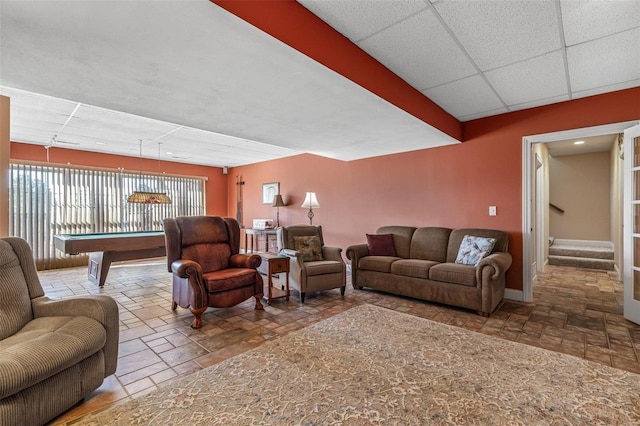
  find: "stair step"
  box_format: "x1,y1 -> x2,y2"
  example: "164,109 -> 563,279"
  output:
549,246 -> 614,260
548,255 -> 615,271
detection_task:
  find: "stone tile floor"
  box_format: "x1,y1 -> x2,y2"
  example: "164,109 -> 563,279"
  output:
44,260 -> 639,424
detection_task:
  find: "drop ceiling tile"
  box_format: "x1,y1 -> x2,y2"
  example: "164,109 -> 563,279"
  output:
508,94 -> 571,113
485,51 -> 568,106
298,0 -> 427,42
571,79 -> 640,100
561,0 -> 640,46
423,74 -> 505,119
357,9 -> 477,90
434,0 -> 560,70
567,28 -> 640,92
458,107 -> 509,123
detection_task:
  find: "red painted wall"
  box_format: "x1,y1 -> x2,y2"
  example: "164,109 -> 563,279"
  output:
10,142 -> 228,216
229,87 -> 640,292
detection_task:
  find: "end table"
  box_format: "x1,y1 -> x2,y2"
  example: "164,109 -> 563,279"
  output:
261,253 -> 290,304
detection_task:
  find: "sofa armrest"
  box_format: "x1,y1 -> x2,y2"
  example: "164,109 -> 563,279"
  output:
346,244 -> 369,262
322,246 -> 344,263
171,259 -> 203,278
476,252 -> 512,281
31,294 -> 119,376
230,253 -> 262,269
280,248 -> 300,258
345,244 -> 369,288
171,259 -> 207,309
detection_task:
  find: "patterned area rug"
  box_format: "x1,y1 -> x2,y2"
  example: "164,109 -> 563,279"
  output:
75,304 -> 640,425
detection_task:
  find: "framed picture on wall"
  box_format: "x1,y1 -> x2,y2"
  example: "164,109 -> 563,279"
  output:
262,182 -> 279,204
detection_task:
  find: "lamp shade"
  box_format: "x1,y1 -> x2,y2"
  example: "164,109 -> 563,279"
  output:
271,194 -> 286,207
301,192 -> 320,209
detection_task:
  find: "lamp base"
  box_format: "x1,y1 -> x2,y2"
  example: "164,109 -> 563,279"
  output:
307,209 -> 314,225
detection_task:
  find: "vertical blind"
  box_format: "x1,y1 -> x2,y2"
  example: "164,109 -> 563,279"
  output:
9,163 -> 205,270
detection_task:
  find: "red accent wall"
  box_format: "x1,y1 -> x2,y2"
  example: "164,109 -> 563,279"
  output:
212,0 -> 461,141
228,87 -> 640,292
9,143 -> 228,216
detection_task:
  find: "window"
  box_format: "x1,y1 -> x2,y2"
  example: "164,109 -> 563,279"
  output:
9,163 -> 205,269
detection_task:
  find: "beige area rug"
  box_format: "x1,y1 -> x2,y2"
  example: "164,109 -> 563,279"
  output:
76,304 -> 640,425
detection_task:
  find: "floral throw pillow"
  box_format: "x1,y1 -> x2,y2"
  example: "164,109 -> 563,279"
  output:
455,235 -> 497,266
294,236 -> 324,262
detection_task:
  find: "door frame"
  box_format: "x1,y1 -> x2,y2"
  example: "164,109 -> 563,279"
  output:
623,124 -> 640,324
521,120 -> 639,302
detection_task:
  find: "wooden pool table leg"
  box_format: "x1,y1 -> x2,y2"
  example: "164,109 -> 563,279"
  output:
88,252 -> 113,287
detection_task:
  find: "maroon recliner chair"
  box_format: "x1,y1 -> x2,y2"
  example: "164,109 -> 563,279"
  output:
163,216 -> 264,328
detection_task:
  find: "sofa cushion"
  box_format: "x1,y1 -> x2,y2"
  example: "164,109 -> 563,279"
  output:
203,268 -> 257,293
391,259 -> 439,279
366,234 -> 396,256
376,226 -> 416,259
429,263 -> 477,287
359,256 -> 400,273
294,236 -> 324,261
304,260 -> 343,276
409,227 -> 452,262
0,316 -> 106,398
455,235 -> 497,266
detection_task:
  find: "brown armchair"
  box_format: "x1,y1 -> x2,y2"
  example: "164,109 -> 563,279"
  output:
164,216 -> 264,329
277,225 -> 346,303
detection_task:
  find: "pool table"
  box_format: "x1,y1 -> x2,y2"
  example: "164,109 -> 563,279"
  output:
54,231 -> 166,287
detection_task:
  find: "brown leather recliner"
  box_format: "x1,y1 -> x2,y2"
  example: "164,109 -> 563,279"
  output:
163,216 -> 264,329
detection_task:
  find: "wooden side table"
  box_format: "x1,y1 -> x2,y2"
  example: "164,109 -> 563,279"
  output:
261,253 -> 290,304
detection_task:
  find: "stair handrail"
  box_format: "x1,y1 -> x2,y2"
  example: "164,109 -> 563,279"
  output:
549,203 -> 565,214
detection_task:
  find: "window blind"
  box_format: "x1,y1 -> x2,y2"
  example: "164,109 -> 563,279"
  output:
9,163 -> 205,270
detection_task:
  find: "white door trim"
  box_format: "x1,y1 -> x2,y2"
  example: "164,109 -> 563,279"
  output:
521,120 -> 639,302
623,124 -> 640,325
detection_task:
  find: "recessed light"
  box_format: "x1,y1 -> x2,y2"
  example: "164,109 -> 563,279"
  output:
95,141 -> 106,145
574,140 -> 585,145
166,151 -> 173,155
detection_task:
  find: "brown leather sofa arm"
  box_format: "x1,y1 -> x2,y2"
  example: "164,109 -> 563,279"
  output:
322,246 -> 343,262
171,259 -> 203,278
230,253 -> 262,269
476,252 -> 513,281
31,295 -> 119,376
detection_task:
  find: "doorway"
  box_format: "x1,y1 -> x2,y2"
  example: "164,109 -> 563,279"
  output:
521,121 -> 639,302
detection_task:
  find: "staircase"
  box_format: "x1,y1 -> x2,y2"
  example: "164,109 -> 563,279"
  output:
548,239 -> 615,271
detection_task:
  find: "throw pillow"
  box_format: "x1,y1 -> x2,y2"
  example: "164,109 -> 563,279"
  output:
366,233 -> 396,256
455,235 -> 497,266
294,236 -> 324,262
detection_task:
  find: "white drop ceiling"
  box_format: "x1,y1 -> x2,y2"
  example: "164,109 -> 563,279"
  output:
1,0 -> 638,167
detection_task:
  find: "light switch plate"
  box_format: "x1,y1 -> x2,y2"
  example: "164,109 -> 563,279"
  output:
489,206 -> 497,216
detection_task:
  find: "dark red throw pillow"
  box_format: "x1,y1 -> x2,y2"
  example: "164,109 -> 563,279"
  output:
366,233 -> 396,256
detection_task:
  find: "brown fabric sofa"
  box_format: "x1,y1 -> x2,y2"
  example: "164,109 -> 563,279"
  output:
346,227 -> 512,316
0,237 -> 119,426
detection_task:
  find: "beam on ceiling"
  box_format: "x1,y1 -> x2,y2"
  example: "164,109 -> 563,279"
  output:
212,0 -> 462,142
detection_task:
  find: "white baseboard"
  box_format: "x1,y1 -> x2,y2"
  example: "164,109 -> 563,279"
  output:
504,288 -> 523,301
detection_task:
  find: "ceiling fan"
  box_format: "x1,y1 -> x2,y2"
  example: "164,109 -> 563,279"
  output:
44,134 -> 80,161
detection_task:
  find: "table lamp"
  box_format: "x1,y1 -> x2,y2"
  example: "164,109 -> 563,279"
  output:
271,194 -> 286,227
